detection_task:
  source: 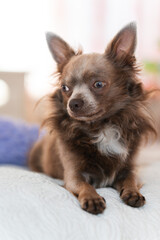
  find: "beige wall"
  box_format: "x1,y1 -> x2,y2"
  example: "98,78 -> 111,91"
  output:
0,71 -> 45,124
0,72 -> 25,119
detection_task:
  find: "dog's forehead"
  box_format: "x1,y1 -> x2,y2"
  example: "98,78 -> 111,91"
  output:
63,53 -> 107,84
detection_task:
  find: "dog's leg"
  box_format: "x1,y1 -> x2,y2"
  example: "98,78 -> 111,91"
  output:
64,170 -> 106,214
114,171 -> 145,207
58,140 -> 106,214
28,140 -> 43,172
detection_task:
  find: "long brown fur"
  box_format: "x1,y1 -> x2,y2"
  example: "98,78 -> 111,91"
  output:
28,23 -> 156,214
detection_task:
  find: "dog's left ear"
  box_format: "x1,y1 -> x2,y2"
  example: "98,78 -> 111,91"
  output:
46,32 -> 75,72
105,22 -> 137,63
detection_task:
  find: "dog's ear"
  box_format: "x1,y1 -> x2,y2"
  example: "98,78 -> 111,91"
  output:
105,22 -> 137,64
46,32 -> 75,72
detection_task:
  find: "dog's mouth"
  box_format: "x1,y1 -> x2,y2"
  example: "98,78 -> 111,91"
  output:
85,110 -> 103,118
68,109 -> 104,121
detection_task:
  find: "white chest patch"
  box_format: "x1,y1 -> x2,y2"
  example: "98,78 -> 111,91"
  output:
82,171 -> 116,188
92,126 -> 128,160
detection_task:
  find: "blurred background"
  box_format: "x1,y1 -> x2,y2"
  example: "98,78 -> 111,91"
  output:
0,0 -> 160,130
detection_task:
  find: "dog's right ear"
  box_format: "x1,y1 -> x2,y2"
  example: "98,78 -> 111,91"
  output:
46,32 -> 75,72
105,22 -> 137,66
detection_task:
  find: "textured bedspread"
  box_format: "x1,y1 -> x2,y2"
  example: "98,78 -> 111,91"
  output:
0,146 -> 160,240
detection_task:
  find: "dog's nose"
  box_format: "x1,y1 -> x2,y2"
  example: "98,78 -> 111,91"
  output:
69,99 -> 84,112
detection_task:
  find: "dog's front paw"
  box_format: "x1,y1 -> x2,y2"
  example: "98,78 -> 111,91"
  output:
80,195 -> 106,214
120,189 -> 145,207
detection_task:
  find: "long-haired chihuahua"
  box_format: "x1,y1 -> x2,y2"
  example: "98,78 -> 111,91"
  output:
29,23 -> 156,214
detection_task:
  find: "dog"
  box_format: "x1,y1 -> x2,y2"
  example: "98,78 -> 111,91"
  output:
28,22 -> 156,214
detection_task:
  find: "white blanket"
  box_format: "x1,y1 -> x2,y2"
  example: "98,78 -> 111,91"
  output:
0,145 -> 160,240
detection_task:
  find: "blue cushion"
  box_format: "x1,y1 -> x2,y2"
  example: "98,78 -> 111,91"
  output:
0,118 -> 39,166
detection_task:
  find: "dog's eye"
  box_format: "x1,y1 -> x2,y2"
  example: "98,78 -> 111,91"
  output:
93,81 -> 105,89
61,85 -> 70,92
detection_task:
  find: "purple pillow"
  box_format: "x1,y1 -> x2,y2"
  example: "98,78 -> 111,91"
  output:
0,118 -> 39,166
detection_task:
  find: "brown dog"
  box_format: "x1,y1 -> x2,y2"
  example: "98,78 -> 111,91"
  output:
28,23 -> 155,214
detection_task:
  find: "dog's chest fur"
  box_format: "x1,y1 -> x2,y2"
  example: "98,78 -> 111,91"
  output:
81,125 -> 129,188
92,125 -> 128,160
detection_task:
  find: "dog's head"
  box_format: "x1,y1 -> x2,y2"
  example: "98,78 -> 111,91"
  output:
46,23 -> 143,122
